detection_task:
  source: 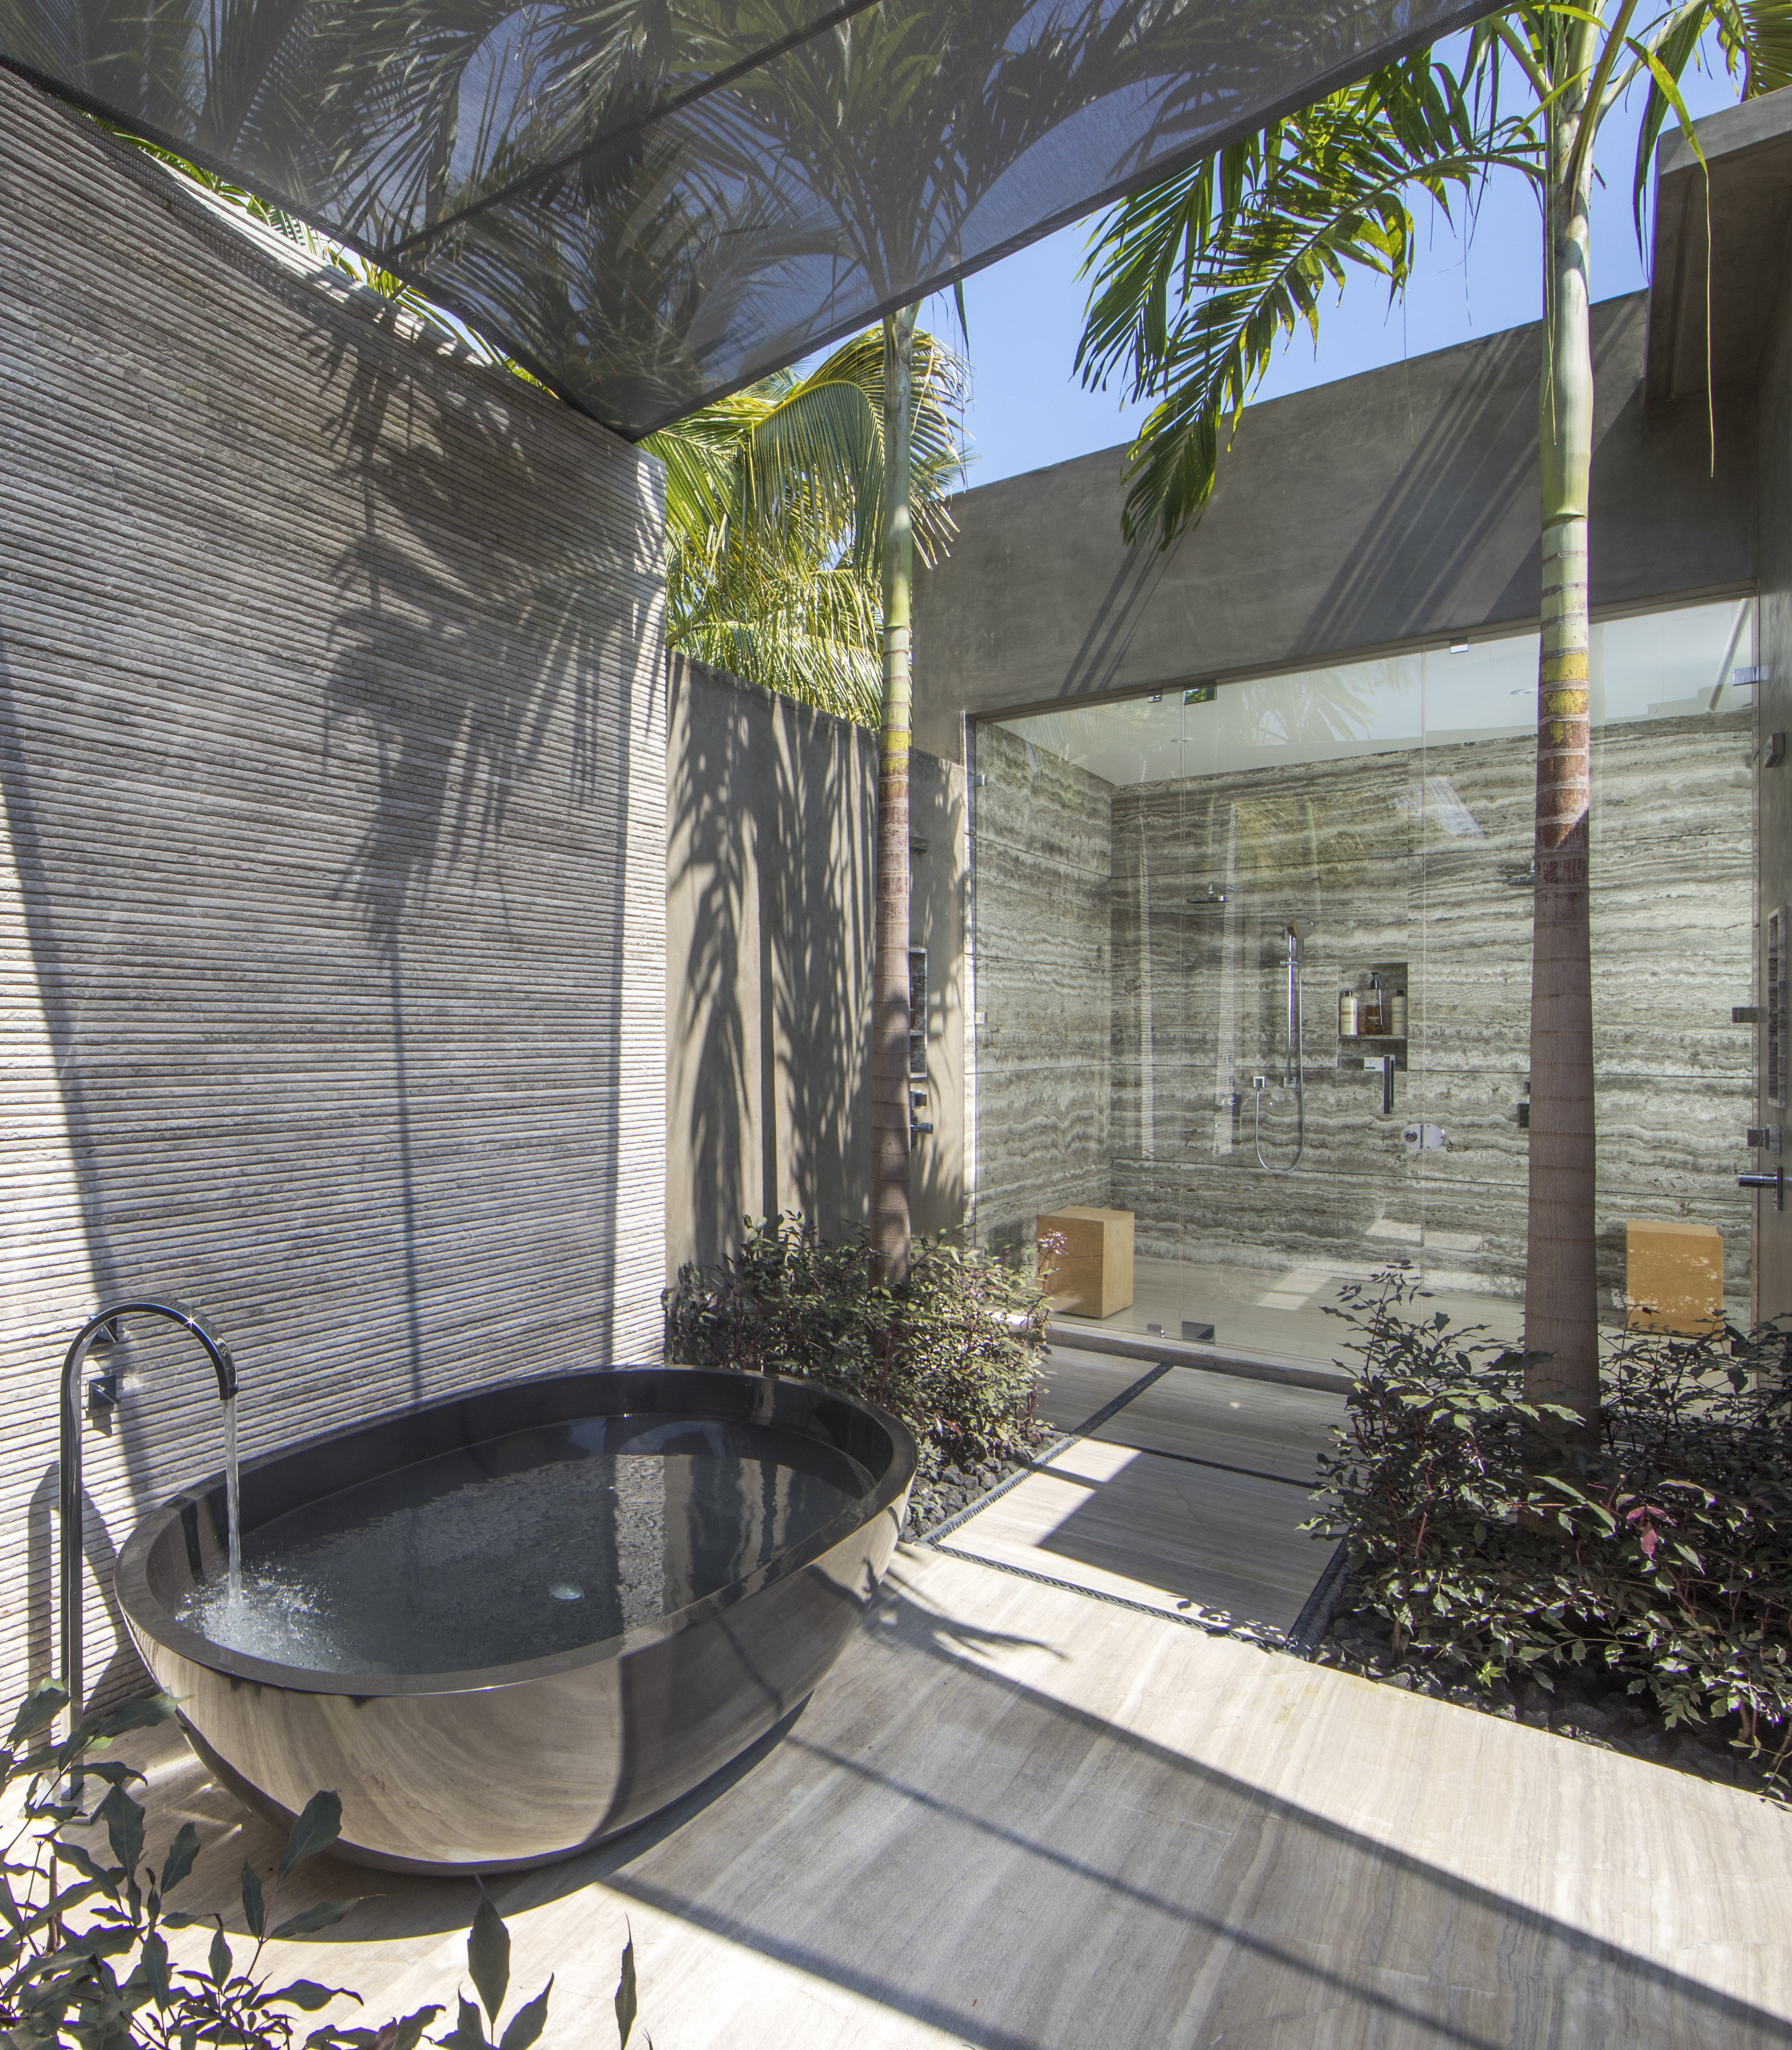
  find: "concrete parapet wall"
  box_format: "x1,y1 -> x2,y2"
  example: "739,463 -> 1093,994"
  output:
915,295 -> 1754,761
666,656 -> 966,1277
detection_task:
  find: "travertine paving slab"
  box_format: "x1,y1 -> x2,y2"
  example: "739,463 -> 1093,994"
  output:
936,1435 -> 1330,1630
110,1549 -> 1792,2048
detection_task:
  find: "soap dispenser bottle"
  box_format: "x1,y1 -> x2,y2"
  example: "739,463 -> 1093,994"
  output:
1362,973 -> 1384,1037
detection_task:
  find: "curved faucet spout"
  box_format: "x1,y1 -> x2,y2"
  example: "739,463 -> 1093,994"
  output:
59,1299 -> 238,1730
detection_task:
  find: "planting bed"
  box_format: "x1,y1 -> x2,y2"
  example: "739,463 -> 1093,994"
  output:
1314,1581 -> 1785,1799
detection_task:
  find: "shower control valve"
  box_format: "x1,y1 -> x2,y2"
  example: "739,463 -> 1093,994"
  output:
1747,1125 -> 1781,1154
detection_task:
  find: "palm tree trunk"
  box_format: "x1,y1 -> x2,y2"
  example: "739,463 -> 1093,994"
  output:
870,302 -> 918,1283
1524,31 -> 1599,1428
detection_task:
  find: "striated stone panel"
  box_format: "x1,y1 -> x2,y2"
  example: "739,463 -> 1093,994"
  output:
970,725 -> 1114,1250
973,703 -> 1754,1308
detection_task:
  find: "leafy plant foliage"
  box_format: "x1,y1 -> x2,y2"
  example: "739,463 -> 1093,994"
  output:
645,330 -> 965,725
0,1687 -> 585,2049
1076,1 -> 1792,551
1312,1270 -> 1792,1780
664,1212 -> 1049,1466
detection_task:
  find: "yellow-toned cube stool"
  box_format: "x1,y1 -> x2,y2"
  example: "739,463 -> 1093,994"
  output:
1624,1219 -> 1724,1335
1037,1206 -> 1134,1319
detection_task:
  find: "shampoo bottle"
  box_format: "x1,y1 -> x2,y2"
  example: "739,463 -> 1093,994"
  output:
1339,988 -> 1359,1038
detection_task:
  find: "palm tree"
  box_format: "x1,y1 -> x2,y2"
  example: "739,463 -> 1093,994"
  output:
650,312 -> 960,1281
645,327 -> 963,726
1075,7 -> 1788,1428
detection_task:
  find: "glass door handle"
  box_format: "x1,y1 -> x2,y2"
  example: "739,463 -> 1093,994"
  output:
1738,1168 -> 1784,1209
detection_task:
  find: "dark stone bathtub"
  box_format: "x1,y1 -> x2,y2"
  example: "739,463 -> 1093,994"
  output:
114,1367 -> 915,1872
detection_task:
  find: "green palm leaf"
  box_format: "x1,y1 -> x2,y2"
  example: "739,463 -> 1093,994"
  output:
1077,57 -> 1540,550
647,325 -> 964,721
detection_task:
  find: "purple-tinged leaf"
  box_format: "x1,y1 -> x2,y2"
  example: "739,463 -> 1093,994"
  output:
271,1979 -> 360,2012
279,1792 -> 344,1875
498,1979 -> 551,2050
270,1898 -> 358,1941
467,1895 -> 509,2026
615,1927 -> 638,2047
160,1822 -> 201,1895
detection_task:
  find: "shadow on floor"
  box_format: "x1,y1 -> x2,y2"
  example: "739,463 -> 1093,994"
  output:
121,1555 -> 1792,2048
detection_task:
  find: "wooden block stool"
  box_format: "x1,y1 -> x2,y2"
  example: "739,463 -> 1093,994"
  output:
1037,1206 -> 1134,1319
1624,1219 -> 1724,1335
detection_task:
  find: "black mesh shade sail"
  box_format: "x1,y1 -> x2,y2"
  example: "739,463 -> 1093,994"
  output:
3,0 -> 1495,436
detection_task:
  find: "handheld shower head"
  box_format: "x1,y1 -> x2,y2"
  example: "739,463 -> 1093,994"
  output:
1287,916 -> 1315,940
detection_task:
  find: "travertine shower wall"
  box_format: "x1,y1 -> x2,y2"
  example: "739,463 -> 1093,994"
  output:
978,711 -> 1753,1307
969,724 -> 1114,1253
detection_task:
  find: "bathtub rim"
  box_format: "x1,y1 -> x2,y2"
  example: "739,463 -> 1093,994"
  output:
114,1364 -> 916,1701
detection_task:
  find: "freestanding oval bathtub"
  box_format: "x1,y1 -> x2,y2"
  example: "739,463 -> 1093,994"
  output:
114,1367 -> 915,1873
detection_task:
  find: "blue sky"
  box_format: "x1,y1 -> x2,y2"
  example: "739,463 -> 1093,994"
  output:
920,45 -> 1740,489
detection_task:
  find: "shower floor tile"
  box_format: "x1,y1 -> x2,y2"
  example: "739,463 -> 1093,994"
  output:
1057,1252 -> 1527,1376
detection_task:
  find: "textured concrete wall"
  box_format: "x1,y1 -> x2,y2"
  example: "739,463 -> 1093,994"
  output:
914,295 -> 1755,761
666,656 -> 965,1277
1,74 -> 666,1711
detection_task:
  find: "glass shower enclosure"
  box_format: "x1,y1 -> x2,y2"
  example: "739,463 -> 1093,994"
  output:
967,599 -> 1758,1371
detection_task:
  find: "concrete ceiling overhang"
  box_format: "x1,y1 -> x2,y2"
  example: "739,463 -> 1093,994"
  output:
1647,88 -> 1792,407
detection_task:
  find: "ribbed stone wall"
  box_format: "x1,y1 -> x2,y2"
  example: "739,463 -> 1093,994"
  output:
1106,716 -> 1754,1305
1,74 -> 666,1710
666,655 -> 969,1275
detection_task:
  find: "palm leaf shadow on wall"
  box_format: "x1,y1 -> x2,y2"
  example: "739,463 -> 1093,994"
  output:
670,663 -> 874,1271
316,314 -> 663,1385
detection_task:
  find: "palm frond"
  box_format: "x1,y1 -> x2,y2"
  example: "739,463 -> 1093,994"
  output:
647,323 -> 965,721
1078,59 -> 1540,550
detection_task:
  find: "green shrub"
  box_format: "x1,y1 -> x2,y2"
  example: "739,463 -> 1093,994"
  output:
663,1212 -> 1049,1466
0,1683 -> 575,2049
1313,1269 -> 1792,1779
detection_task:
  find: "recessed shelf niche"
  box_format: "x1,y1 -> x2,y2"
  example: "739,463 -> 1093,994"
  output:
1337,958 -> 1409,1071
